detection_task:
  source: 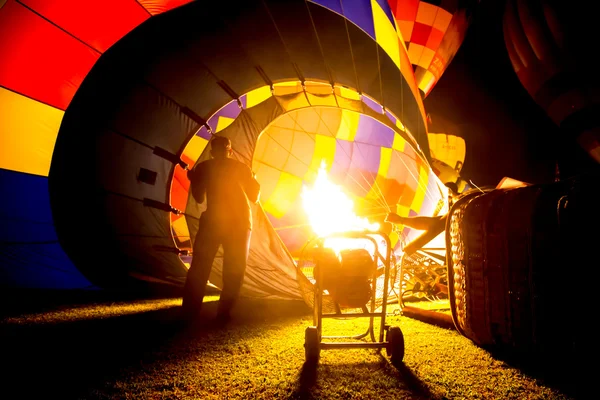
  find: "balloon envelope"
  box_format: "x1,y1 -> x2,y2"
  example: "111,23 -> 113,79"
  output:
0,0 -> 446,300
503,0 -> 600,164
390,0 -> 479,97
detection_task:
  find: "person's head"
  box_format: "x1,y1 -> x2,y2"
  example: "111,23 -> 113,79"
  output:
445,181 -> 459,207
445,181 -> 459,196
210,136 -> 232,159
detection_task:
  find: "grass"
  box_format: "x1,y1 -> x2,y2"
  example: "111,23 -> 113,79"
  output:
0,291 -> 577,399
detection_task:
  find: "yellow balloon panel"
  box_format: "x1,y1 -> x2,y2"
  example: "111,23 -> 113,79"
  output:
181,135 -> 209,166
259,127 -> 295,171
428,133 -> 466,172
372,0 -> 401,69
215,116 -> 234,132
392,132 -> 408,152
273,81 -> 305,96
172,215 -> 191,243
306,92 -> 338,107
262,172 -> 304,219
278,94 -> 311,113
306,134 -> 337,182
0,87 -> 64,176
334,86 -> 361,100
412,165 -> 430,211
336,109 -> 360,141
285,134 -> 316,179
254,163 -> 282,204
245,85 -> 272,108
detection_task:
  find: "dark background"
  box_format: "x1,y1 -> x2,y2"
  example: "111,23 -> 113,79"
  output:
423,0 -> 593,188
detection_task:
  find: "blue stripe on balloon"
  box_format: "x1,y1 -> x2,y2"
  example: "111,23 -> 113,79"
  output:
341,142 -> 380,197
310,0 -> 380,42
310,0 -> 376,39
362,95 -> 383,114
309,0 -> 343,15
340,0 -> 375,38
196,125 -> 212,140
0,168 -> 94,289
207,99 -> 242,130
354,115 -> 395,148
351,142 -> 381,175
385,110 -> 397,125
330,139 -> 353,182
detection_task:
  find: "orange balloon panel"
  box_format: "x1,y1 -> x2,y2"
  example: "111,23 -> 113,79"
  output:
390,0 -> 478,97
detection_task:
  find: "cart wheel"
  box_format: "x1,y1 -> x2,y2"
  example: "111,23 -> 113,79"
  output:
304,326 -> 320,363
386,326 -> 405,364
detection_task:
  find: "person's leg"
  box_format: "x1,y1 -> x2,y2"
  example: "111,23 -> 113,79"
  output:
217,228 -> 251,320
182,227 -> 221,319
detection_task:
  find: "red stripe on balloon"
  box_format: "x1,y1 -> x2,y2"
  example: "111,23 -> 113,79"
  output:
21,0 -> 150,53
0,0 -> 99,110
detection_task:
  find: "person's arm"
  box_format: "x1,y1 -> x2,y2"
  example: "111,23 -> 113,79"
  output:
243,166 -> 260,204
385,212 -> 404,224
189,164 -> 206,203
402,217 -> 447,255
386,213 -> 445,231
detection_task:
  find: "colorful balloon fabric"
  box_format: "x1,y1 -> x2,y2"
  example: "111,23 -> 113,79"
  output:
390,0 -> 479,97
0,0 -> 464,296
0,0 -> 193,289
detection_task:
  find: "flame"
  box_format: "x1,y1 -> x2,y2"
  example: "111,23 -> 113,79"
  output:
302,161 -> 380,238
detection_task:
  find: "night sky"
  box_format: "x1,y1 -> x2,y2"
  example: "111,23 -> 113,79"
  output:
423,0 -> 591,188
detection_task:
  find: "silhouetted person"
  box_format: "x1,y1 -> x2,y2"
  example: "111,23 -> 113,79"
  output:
183,136 -> 260,324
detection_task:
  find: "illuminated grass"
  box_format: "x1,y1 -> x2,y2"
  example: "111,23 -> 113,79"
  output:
1,295 -> 576,399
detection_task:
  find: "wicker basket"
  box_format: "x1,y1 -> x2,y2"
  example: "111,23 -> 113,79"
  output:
446,173 -> 596,354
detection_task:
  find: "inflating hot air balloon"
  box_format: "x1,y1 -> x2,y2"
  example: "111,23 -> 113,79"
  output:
0,0 -> 460,302
178,82 -> 447,300
503,0 -> 600,165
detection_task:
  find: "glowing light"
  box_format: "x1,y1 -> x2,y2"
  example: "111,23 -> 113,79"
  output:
302,161 -> 380,238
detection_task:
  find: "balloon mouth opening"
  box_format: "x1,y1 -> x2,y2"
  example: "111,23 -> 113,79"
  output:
301,160 -> 381,237
172,80 -> 434,270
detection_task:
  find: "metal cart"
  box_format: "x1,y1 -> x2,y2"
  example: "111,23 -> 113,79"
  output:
303,230 -> 405,365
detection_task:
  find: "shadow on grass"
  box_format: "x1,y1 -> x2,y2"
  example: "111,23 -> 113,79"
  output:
393,361 -> 436,399
292,355 -> 435,400
294,361 -> 318,399
1,304 -> 187,398
483,344 -> 578,399
0,292 -> 312,399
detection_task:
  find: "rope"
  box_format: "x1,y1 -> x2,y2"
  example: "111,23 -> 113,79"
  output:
302,0 -> 335,86
391,150 -> 439,206
260,0 -> 304,83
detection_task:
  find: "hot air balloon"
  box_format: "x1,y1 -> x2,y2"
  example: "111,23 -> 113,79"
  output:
1,0 -> 454,303
426,112 -> 469,192
503,0 -> 600,166
0,0 -> 194,289
389,0 -> 480,97
177,82 -> 446,301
